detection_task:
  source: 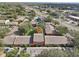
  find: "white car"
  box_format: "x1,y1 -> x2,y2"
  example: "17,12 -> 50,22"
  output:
4,47 -> 14,52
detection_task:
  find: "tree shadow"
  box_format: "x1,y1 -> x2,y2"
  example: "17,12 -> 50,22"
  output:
14,31 -> 22,35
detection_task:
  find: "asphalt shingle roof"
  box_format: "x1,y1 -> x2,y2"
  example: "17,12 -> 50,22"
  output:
45,22 -> 55,34
14,36 -> 31,45
33,33 -> 44,42
3,36 -> 31,45
3,36 -> 15,45
45,36 -> 68,45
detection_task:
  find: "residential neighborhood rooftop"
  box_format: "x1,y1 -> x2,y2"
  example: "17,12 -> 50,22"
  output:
0,20 -> 5,24
69,15 -> 79,20
33,33 -> 44,42
14,36 -> 31,45
45,22 -> 55,35
7,22 -> 18,26
16,16 -> 25,21
45,36 -> 69,45
3,36 -> 31,45
3,36 -> 15,45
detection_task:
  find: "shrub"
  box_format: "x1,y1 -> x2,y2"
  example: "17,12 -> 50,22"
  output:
6,48 -> 18,57
52,20 -> 60,25
19,22 -> 35,36
45,16 -> 52,22
35,26 -> 43,33
36,49 -> 70,57
56,26 -> 68,35
19,50 -> 30,57
0,26 -> 10,38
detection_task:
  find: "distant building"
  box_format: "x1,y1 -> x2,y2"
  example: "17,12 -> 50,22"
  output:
0,20 -> 5,24
68,15 -> 79,22
16,16 -> 25,22
10,22 -> 18,26
6,22 -> 18,26
67,15 -> 79,25
23,19 -> 29,22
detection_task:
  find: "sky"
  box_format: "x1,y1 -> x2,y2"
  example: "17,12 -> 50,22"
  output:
0,0 -> 79,3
